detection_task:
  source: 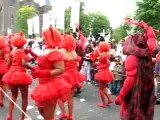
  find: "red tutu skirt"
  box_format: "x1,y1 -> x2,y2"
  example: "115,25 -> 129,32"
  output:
31,76 -> 71,107
2,71 -> 32,85
0,60 -> 8,75
95,70 -> 114,83
62,70 -> 86,88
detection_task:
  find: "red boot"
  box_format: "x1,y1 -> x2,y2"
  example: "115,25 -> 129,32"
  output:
6,115 -> 12,120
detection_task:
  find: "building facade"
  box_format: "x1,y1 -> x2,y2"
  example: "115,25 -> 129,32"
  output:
0,0 -> 52,35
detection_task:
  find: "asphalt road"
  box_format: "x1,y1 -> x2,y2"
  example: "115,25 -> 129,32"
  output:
0,81 -> 160,120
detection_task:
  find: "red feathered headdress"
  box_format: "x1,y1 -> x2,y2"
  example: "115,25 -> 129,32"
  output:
98,41 -> 111,53
11,32 -> 26,48
61,35 -> 76,51
0,36 -> 7,49
42,25 -> 62,48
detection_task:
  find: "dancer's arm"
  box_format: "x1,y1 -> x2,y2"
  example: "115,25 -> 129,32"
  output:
115,55 -> 138,105
24,48 -> 38,59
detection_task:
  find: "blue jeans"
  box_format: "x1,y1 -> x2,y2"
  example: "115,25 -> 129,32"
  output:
113,80 -> 123,94
109,81 -> 115,94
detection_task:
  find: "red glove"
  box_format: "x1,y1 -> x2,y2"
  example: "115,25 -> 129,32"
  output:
115,96 -> 123,105
24,48 -> 31,54
24,48 -> 38,59
138,21 -> 148,28
32,69 -> 51,78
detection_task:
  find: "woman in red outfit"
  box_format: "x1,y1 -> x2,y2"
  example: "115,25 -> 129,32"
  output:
58,34 -> 85,120
92,42 -> 113,108
0,36 -> 10,107
115,19 -> 157,120
2,32 -> 32,120
30,26 -> 71,120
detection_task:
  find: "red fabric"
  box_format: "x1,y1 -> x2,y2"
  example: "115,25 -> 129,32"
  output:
11,33 -> 26,48
62,58 -> 86,88
115,96 -> 123,105
0,46 -> 10,74
61,35 -> 76,51
42,26 -> 62,48
78,31 -> 86,50
32,69 -> 51,78
31,50 -> 71,107
145,26 -> 157,54
2,49 -> 32,85
98,42 -> 111,53
95,54 -> 113,83
89,49 -> 99,61
0,36 -> 7,49
24,48 -> 38,59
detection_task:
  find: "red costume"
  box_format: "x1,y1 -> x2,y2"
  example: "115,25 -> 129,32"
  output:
0,36 -> 10,76
31,26 -> 71,107
2,34 -> 32,86
61,35 -> 85,88
31,51 -> 71,107
95,42 -> 114,83
95,54 -> 114,83
2,32 -> 32,120
90,42 -> 113,108
0,36 -> 10,107
115,20 -> 156,120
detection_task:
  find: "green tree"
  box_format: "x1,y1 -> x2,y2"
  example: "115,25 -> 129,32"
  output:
64,7 -> 71,32
16,5 -> 37,35
135,0 -> 160,30
64,2 -> 110,37
89,12 -> 110,37
112,25 -> 128,42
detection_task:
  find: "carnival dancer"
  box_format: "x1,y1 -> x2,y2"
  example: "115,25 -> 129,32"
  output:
115,18 -> 157,120
58,34 -> 85,120
0,36 -> 10,107
2,32 -> 32,120
91,42 -> 114,108
28,26 -> 71,120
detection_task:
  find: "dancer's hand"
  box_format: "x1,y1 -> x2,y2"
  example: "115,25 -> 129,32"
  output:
138,21 -> 148,28
24,48 -> 31,54
115,96 -> 123,105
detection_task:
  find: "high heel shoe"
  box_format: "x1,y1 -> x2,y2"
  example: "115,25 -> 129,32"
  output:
97,103 -> 107,108
107,100 -> 113,105
59,114 -> 68,120
0,101 -> 4,107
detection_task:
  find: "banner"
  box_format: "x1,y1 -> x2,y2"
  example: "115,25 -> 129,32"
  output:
27,18 -> 33,35
33,16 -> 40,34
53,0 -> 65,30
70,0 -> 80,31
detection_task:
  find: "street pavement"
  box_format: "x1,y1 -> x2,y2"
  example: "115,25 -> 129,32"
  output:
0,81 -> 160,120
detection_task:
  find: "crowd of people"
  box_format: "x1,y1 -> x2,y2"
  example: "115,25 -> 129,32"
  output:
0,18 -> 159,120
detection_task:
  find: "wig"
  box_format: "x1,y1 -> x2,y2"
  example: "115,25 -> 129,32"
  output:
42,25 -> 62,48
11,32 -> 26,48
61,35 -> 76,51
98,41 -> 111,53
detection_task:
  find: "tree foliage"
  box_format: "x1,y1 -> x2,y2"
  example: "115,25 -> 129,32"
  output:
112,25 -> 129,42
16,5 -> 37,35
135,0 -> 160,30
64,6 -> 71,32
64,2 -> 110,37
89,12 -> 110,37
